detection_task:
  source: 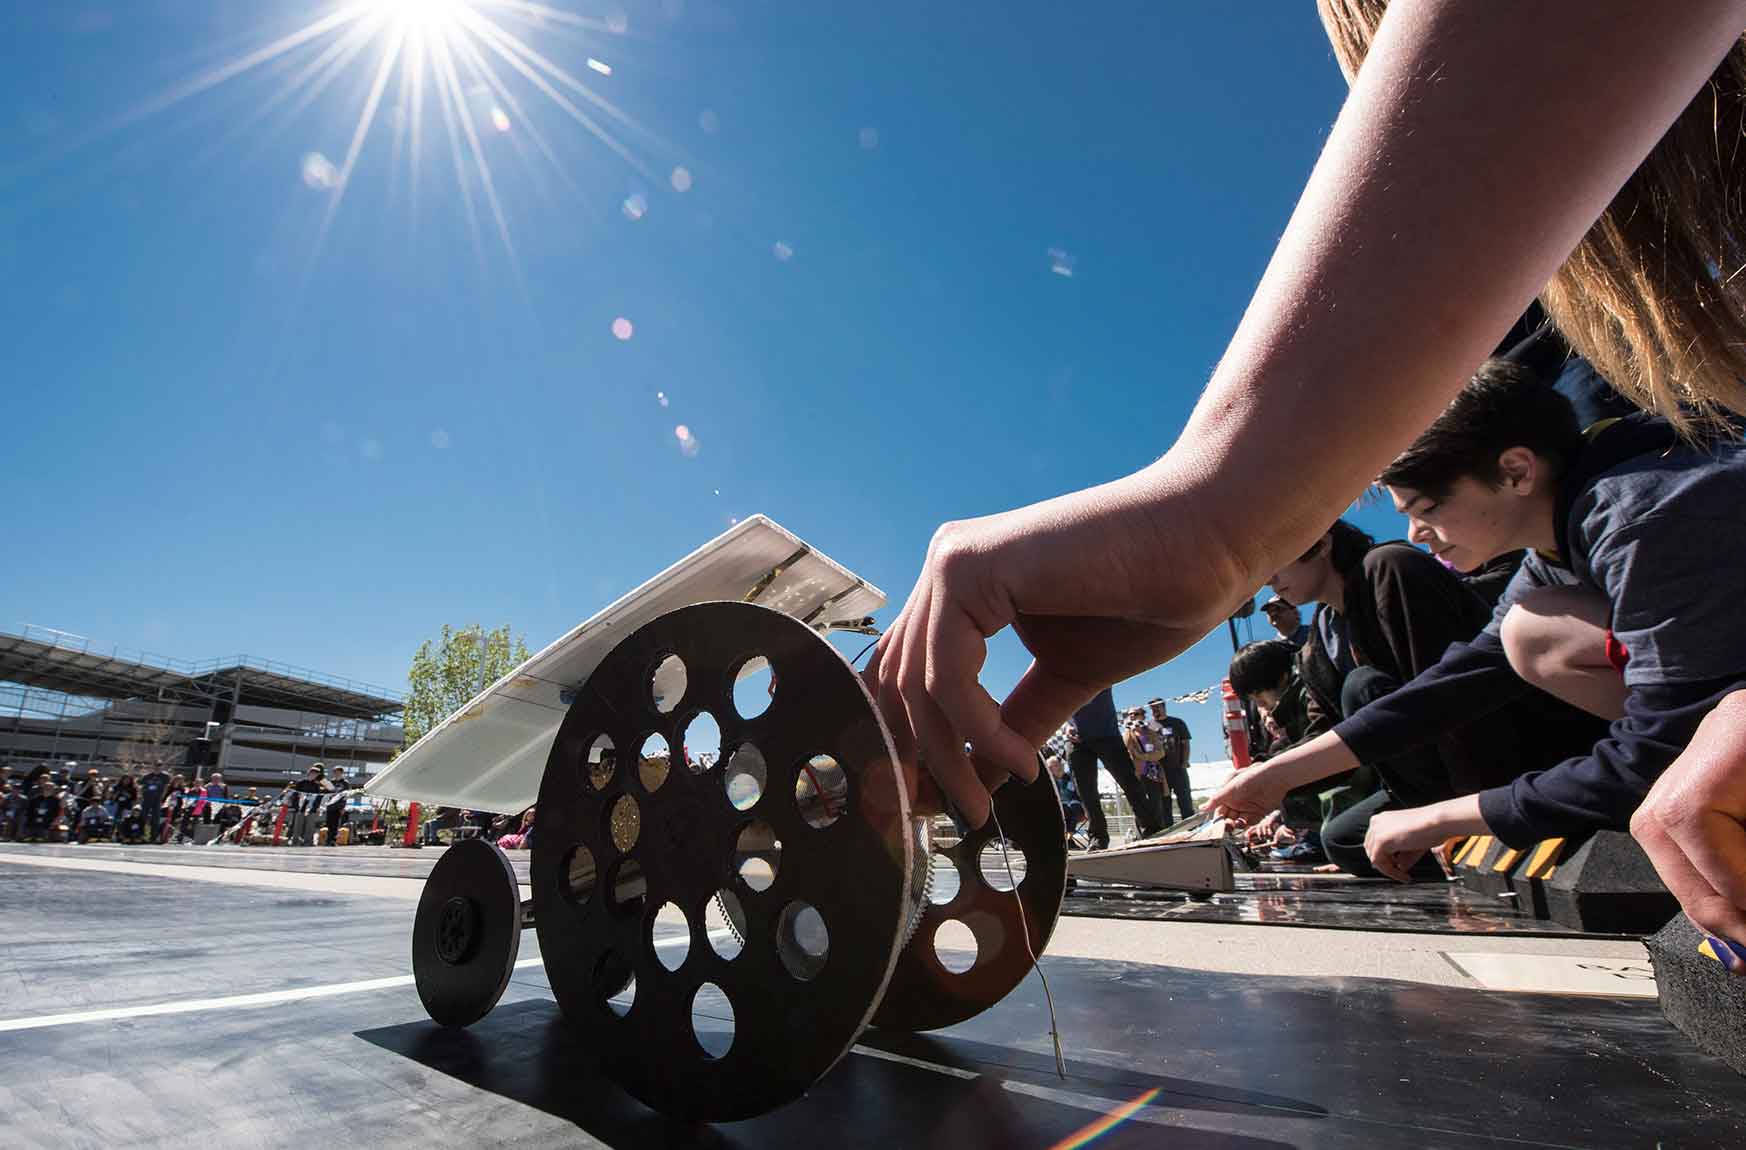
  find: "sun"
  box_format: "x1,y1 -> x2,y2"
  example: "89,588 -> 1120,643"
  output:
100,0 -> 655,276
367,0 -> 464,35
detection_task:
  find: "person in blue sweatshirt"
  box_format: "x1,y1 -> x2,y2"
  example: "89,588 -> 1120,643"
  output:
1209,359 -> 1746,882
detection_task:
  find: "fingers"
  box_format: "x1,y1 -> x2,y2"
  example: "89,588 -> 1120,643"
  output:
925,589 -> 1041,792
1363,821 -> 1418,883
1002,660 -> 1099,753
1665,808 -> 1746,930
1636,813 -> 1746,953
1206,778 -> 1270,825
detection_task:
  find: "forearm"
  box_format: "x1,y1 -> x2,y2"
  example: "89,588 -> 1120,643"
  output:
1243,729 -> 1359,794
1413,794 -> 1491,840
1140,0 -> 1746,597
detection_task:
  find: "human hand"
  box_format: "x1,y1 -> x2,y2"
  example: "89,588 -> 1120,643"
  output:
1363,808 -> 1443,882
1363,796 -> 1489,882
863,482 -> 1250,827
1631,691 -> 1746,973
1207,764 -> 1295,827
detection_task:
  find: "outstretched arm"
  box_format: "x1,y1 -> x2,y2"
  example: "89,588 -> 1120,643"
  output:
865,0 -> 1746,826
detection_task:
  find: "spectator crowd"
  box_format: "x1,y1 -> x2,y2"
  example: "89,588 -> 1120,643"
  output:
0,761 -> 382,848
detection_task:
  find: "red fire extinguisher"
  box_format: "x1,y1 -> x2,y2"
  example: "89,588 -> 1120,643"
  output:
1222,679 -> 1252,770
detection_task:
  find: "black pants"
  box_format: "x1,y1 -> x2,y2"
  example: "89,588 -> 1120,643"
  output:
141,798 -> 162,840
1160,763 -> 1195,823
1069,736 -> 1165,843
1320,666 -> 1454,879
1322,788 -> 1448,880
324,801 -> 345,846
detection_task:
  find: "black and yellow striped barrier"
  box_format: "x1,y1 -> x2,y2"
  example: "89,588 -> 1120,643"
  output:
1452,834 -> 1525,898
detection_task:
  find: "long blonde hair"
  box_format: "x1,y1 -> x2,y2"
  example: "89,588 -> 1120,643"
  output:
1319,0 -> 1746,434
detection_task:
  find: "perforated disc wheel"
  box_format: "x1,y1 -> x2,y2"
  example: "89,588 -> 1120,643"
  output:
413,838 -> 522,1028
872,759 -> 1067,1032
531,601 -> 916,1123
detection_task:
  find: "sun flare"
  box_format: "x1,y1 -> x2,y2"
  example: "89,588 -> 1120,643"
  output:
106,0 -> 653,274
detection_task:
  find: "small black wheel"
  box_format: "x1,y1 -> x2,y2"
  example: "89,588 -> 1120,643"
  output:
872,760 -> 1068,1033
413,838 -> 521,1027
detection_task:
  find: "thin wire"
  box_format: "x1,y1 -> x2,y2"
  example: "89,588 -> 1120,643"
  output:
989,804 -> 1066,1079
850,635 -> 879,667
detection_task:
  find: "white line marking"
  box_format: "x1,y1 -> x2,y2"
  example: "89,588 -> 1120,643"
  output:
0,962 -> 524,1034
0,931 -> 718,1034
852,1045 -> 980,1080
0,851 -> 446,900
849,1047 -> 1187,1129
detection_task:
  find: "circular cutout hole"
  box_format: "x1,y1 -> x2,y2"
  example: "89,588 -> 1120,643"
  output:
777,901 -> 830,981
706,890 -> 746,961
977,838 -> 1027,892
691,982 -> 735,1060
638,733 -> 671,793
585,734 -> 617,791
732,656 -> 775,720
682,712 -> 721,773
609,794 -> 641,852
651,654 -> 687,714
735,821 -> 780,891
561,844 -> 597,907
935,919 -> 978,974
654,901 -> 690,972
596,950 -> 635,1017
724,744 -> 767,811
795,754 -> 848,829
606,857 -> 646,913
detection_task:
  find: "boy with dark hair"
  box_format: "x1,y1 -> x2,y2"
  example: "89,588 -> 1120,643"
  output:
1212,360 -> 1746,880
1228,639 -> 1329,757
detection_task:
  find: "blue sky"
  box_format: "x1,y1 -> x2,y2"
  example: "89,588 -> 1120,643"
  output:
0,1 -> 1412,758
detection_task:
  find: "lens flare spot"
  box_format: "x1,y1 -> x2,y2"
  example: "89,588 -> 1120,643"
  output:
621,192 -> 647,220
675,425 -> 699,458
301,151 -> 340,190
772,241 -> 793,262
656,390 -> 668,407
612,317 -> 634,341
699,109 -> 720,135
587,57 -> 613,76
1048,247 -> 1076,278
490,106 -> 511,133
670,166 -> 693,193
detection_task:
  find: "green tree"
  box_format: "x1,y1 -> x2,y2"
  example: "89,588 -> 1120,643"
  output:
401,624 -> 532,748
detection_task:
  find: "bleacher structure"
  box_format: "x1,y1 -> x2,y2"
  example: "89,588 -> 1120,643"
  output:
0,625 -> 403,786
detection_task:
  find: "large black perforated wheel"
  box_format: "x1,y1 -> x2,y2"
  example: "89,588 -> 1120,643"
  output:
530,601 -> 917,1122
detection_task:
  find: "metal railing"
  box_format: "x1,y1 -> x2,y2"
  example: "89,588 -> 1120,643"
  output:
10,624 -> 404,704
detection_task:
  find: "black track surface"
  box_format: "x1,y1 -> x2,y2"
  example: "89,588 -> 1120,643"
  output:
2,851 -> 1741,1147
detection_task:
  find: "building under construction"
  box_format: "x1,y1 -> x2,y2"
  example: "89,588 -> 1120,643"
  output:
0,626 -> 404,786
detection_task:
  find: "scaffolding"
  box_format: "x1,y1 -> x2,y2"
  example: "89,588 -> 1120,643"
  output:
0,625 -> 404,785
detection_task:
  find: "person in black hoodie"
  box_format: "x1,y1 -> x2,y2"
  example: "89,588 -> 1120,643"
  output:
1251,517 -> 1497,875
1214,360 -> 1746,881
